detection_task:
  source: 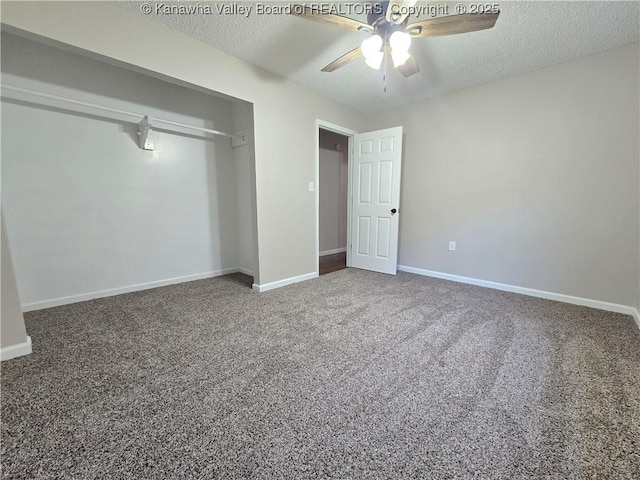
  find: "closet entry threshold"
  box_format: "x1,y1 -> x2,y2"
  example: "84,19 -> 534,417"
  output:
319,252 -> 347,276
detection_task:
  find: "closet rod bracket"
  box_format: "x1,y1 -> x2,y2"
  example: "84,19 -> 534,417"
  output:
138,116 -> 154,151
232,129 -> 249,148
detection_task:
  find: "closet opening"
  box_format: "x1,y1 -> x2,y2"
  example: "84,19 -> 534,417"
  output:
1,31 -> 258,310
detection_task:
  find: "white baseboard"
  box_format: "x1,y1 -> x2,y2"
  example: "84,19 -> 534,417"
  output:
21,268 -> 241,312
319,247 -> 347,257
253,272 -> 318,293
238,268 -> 254,276
398,265 -> 639,321
1,336 -> 32,361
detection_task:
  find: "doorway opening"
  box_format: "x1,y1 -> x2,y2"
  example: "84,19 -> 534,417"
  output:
316,122 -> 355,276
319,128 -> 349,275
316,122 -> 404,277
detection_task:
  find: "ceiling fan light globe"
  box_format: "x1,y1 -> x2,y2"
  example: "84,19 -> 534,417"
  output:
389,31 -> 411,52
365,52 -> 384,70
392,50 -> 411,68
361,34 -> 383,59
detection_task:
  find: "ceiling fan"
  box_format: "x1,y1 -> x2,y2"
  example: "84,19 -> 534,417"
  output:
293,1 -> 500,77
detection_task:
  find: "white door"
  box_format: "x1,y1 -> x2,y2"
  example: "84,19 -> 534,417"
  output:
350,126 -> 403,275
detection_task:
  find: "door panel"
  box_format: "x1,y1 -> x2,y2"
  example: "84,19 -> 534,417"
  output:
350,126 -> 403,275
358,163 -> 373,203
376,217 -> 391,258
357,217 -> 371,255
378,161 -> 393,204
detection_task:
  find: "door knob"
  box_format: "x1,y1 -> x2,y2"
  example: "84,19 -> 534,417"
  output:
391,208 -> 397,214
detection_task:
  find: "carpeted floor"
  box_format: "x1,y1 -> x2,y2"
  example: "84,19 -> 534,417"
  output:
2,269 -> 639,479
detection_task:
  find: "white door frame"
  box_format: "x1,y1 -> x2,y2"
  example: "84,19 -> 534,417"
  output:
315,120 -> 357,275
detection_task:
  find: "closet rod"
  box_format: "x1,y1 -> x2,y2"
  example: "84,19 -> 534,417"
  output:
0,84 -> 239,140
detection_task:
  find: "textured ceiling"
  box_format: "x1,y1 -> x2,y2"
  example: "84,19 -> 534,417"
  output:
118,1 -> 640,113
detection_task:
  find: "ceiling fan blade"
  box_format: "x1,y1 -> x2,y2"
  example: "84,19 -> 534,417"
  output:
293,6 -> 372,32
407,12 -> 500,38
397,56 -> 420,77
386,0 -> 416,25
321,47 -> 363,72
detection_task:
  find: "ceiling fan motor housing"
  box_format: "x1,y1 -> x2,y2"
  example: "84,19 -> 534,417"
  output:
368,2 -> 410,38
367,2 -> 387,25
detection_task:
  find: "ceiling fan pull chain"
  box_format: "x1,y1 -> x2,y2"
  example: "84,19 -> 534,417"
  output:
383,39 -> 388,93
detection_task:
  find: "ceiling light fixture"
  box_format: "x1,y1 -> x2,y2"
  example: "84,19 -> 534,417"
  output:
365,51 -> 384,70
389,31 -> 412,67
361,34 -> 384,70
391,50 -> 411,68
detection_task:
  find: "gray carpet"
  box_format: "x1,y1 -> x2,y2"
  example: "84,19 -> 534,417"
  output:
2,269 -> 639,479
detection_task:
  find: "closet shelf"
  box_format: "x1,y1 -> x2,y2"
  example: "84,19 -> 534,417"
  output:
1,84 -> 248,150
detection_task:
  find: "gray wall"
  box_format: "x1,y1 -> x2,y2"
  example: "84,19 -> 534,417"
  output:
367,42 -> 640,307
1,211 -> 28,350
319,130 -> 348,254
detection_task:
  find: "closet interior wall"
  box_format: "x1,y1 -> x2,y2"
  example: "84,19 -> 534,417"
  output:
1,32 -> 254,310
319,129 -> 349,256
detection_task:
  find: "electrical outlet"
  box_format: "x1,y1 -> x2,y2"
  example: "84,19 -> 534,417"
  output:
449,241 -> 456,251
308,182 -> 315,192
